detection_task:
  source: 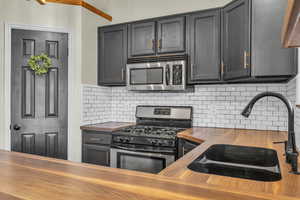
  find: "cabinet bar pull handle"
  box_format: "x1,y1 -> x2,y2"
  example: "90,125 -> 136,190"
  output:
121,68 -> 125,81
148,40 -> 152,49
244,51 -> 249,69
221,61 -> 224,74
152,39 -> 155,51
158,39 -> 162,49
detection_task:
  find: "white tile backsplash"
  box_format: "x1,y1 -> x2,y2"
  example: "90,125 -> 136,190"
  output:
82,82 -> 293,131
81,84 -> 112,125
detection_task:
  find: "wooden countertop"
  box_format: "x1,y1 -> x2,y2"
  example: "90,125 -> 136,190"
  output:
161,128 -> 300,199
80,121 -> 135,132
1,127 -> 300,200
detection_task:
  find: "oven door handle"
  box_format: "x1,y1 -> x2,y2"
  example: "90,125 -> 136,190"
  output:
111,144 -> 174,154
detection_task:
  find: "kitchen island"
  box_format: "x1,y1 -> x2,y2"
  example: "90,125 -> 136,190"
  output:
0,128 -> 299,200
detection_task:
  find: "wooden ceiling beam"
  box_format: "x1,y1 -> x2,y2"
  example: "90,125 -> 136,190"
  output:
42,0 -> 82,6
81,1 -> 112,22
37,0 -> 47,4
36,0 -> 112,21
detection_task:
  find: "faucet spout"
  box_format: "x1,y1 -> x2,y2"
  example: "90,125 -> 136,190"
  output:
241,92 -> 299,174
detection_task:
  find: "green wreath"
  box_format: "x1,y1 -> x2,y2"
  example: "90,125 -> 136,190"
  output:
28,53 -> 52,75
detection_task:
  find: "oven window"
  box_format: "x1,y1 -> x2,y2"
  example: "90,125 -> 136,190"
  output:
117,152 -> 166,174
130,67 -> 163,85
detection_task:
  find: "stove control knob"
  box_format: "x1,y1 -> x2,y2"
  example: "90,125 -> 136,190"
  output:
151,140 -> 158,145
125,138 -> 130,143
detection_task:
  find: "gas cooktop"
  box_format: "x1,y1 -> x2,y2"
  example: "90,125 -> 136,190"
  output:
119,125 -> 185,139
111,106 -> 192,148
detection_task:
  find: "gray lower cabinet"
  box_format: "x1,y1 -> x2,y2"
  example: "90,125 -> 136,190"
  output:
128,21 -> 156,57
82,131 -> 112,167
98,24 -> 127,86
177,139 -> 199,158
188,8 -> 221,83
82,144 -> 110,166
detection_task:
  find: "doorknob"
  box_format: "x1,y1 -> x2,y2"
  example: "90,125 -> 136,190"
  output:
13,124 -> 21,131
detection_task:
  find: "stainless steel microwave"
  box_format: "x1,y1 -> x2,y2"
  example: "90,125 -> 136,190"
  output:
126,60 -> 186,91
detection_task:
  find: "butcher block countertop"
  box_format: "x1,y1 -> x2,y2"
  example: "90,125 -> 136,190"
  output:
80,121 -> 135,132
1,127 -> 300,200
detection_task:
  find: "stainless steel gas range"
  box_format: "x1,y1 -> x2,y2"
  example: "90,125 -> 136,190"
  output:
110,105 -> 193,174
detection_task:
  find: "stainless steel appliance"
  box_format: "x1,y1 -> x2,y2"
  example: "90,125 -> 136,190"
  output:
110,105 -> 193,174
126,56 -> 187,91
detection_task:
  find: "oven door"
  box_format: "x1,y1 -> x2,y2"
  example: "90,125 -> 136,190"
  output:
110,144 -> 175,174
126,62 -> 167,91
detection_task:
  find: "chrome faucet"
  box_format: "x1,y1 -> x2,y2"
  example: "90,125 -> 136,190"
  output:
241,92 -> 299,174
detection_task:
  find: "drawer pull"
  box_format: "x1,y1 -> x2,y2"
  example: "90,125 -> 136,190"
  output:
89,138 -> 102,141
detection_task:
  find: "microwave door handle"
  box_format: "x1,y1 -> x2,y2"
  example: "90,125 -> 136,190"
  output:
165,64 -> 170,85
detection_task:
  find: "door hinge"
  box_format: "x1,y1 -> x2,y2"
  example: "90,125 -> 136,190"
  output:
67,48 -> 69,57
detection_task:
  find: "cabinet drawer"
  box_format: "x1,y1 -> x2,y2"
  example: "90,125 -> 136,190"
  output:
82,144 -> 110,166
83,131 -> 112,145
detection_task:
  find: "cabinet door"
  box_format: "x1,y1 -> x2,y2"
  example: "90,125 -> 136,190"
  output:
128,21 -> 156,57
177,139 -> 199,158
251,0 -> 297,77
98,24 -> 127,86
189,9 -> 221,83
82,144 -> 110,166
222,0 -> 250,80
157,16 -> 186,54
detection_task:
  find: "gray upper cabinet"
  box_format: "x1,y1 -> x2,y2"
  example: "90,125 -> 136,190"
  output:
221,0 -> 297,82
98,0 -> 297,86
128,21 -> 156,57
222,0 -> 250,81
188,9 -> 221,83
128,16 -> 186,57
251,0 -> 297,78
98,24 -> 127,86
157,16 -> 186,54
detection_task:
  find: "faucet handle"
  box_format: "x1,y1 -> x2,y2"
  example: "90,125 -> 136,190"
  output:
273,140 -> 287,145
288,151 -> 300,175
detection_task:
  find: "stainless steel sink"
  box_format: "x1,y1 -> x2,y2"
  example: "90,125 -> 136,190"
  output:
187,144 -> 282,182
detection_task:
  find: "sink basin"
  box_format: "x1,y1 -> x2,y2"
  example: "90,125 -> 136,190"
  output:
187,144 -> 281,182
